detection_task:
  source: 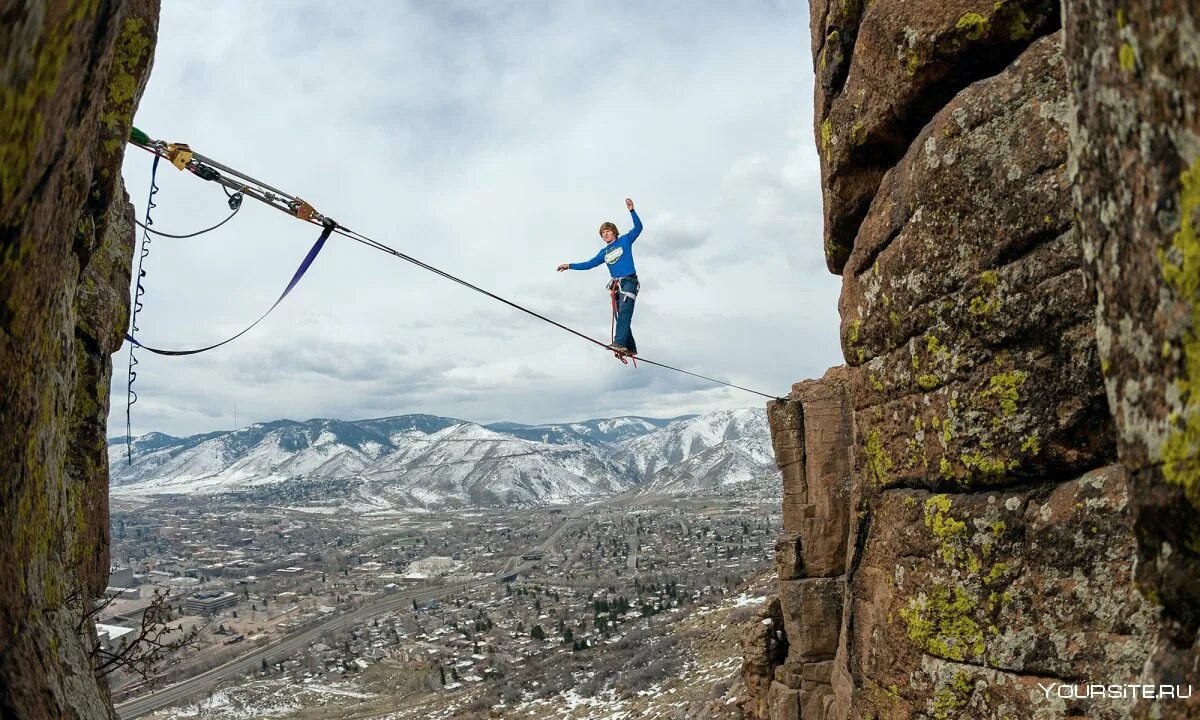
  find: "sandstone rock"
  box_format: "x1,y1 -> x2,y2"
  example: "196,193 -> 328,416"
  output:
753,2 -> 1199,716
742,596 -> 788,719
766,681 -> 801,720
841,35 -> 1115,493
800,681 -> 833,720
0,1 -> 159,717
1063,1 -> 1200,710
779,577 -> 845,664
844,466 -> 1158,717
775,533 -> 805,581
769,397 -> 808,534
812,0 -> 1060,271
793,368 -> 854,576
803,660 -> 834,684
770,368 -> 854,578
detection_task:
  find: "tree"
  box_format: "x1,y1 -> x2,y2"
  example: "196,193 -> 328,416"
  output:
84,588 -> 200,685
530,625 -> 545,641
562,627 -> 573,644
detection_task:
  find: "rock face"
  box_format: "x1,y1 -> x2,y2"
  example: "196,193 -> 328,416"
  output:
1063,0 -> 1200,696
0,2 -> 158,718
748,1 -> 1199,718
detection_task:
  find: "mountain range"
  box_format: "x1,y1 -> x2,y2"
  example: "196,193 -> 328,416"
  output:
108,409 -> 778,511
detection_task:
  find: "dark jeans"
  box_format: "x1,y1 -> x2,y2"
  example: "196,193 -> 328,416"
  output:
612,276 -> 639,353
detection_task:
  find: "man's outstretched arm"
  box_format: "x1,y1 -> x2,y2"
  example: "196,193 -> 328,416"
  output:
557,247 -> 605,272
625,197 -> 642,243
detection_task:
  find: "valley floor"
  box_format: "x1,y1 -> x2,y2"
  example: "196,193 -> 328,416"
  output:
111,495 -> 778,719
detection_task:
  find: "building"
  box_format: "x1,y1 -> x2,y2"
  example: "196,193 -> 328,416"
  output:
95,623 -> 136,652
108,567 -> 136,588
183,591 -> 238,615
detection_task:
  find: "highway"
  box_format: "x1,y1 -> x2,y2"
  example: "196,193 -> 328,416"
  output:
115,506 -> 582,718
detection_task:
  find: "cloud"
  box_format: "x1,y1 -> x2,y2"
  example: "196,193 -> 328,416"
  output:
111,0 -> 844,437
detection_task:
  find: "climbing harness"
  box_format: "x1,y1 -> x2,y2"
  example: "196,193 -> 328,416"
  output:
121,127 -> 782,454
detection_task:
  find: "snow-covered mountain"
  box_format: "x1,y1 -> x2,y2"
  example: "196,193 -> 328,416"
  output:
484,416 -> 687,446
108,409 -> 778,510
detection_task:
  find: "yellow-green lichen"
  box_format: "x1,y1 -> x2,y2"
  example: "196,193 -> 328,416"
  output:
905,437 -> 927,470
956,12 -> 989,41
960,450 -> 1017,478
821,118 -> 833,152
969,294 -> 1002,318
926,334 -> 949,359
918,374 -> 940,390
898,585 -> 984,661
924,495 -> 967,562
820,30 -> 840,72
968,271 -> 1003,323
1,18 -> 71,208
850,120 -> 867,147
1020,432 -> 1041,455
931,671 -> 974,720
1003,5 -> 1033,40
1118,43 -> 1136,72
903,48 -> 923,76
983,561 -> 1009,584
866,430 -> 894,486
982,370 -> 1027,417
870,373 -> 885,391
101,17 -> 150,129
1160,163 -> 1200,508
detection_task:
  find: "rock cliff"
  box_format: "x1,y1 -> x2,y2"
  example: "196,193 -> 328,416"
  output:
746,1 -> 1199,718
0,1 -> 158,717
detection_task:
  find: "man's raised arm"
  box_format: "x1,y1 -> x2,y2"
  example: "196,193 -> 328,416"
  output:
626,197 -> 642,242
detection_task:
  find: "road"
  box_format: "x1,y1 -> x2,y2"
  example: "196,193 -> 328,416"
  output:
115,505 -> 582,719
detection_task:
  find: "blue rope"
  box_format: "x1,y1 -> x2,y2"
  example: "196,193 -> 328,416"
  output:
126,154 -> 159,465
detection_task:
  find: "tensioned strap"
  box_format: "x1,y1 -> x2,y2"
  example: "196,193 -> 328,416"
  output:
125,222 -> 335,356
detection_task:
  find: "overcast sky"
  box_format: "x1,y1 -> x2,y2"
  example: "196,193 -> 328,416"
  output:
111,0 -> 841,438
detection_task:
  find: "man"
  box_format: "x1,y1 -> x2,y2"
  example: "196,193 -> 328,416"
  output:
557,198 -> 643,356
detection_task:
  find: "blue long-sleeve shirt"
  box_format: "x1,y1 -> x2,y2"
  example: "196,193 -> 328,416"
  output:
568,210 -> 642,278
